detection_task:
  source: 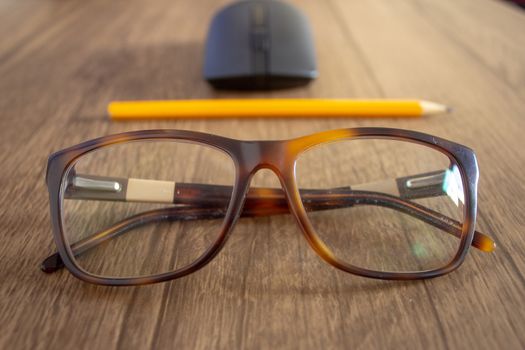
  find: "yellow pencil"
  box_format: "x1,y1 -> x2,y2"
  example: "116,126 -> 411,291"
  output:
108,99 -> 450,120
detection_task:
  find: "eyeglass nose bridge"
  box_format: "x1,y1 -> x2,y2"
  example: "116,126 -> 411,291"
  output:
235,139 -> 298,175
225,139 -> 300,223
224,141 -> 336,269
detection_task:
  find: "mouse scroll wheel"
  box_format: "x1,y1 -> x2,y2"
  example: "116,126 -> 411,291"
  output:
251,29 -> 270,52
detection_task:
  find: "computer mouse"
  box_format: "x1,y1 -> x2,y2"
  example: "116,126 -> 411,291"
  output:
203,0 -> 318,90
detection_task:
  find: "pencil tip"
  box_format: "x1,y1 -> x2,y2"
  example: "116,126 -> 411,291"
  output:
420,100 -> 451,115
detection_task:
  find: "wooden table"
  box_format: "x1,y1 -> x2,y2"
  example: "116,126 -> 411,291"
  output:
1,0 -> 524,349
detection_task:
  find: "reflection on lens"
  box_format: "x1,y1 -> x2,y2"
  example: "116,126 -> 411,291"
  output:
60,140 -> 235,278
443,165 -> 465,206
296,138 -> 465,273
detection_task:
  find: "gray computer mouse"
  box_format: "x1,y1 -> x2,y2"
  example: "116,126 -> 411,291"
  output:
203,0 -> 318,90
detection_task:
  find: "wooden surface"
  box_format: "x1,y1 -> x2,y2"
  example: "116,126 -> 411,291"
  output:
1,0 -> 524,349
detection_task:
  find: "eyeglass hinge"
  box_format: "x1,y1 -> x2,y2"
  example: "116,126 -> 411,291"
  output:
71,175 -> 122,193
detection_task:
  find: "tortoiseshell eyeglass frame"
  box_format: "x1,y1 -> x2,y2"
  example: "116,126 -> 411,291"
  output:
42,128 -> 495,286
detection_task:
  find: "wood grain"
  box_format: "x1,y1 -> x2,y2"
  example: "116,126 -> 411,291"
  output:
0,0 -> 524,349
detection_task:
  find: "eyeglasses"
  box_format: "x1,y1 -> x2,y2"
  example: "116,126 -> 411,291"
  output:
41,128 -> 495,286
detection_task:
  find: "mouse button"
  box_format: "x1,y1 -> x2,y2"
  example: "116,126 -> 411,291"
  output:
267,4 -> 316,76
204,4 -> 253,78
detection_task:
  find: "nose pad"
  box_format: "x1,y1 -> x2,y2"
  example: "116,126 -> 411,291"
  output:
239,168 -> 293,218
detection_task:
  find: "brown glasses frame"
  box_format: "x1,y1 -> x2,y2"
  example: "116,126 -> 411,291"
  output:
43,127 -> 494,286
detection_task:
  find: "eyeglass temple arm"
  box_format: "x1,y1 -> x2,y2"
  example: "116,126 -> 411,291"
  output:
131,181 -> 495,253
42,175 -> 495,273
62,169 -> 449,204
64,170 -> 490,248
